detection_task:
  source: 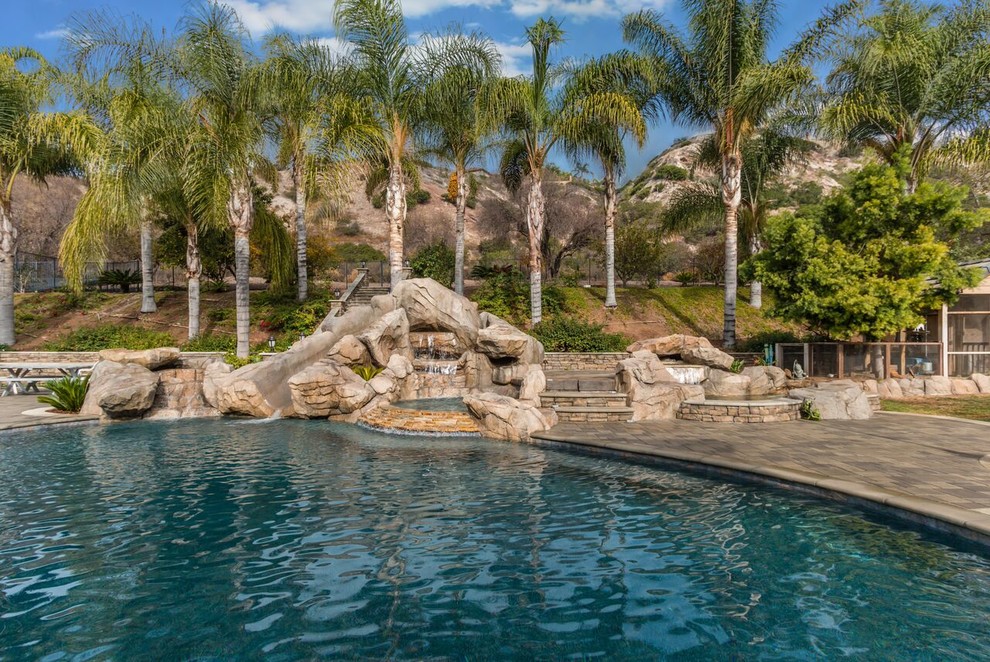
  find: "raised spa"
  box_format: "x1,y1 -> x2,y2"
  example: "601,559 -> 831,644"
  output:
1,420 -> 988,659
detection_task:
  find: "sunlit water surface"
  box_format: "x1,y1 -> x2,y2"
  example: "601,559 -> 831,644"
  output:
1,419 -> 989,660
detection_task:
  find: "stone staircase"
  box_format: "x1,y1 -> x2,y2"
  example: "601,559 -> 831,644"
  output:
543,370 -> 633,423
346,285 -> 391,308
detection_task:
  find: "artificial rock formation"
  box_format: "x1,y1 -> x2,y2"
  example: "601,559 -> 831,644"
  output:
464,393 -> 557,442
681,346 -> 735,371
789,381 -> 873,420
98,347 -> 180,370
627,334 -> 713,357
616,350 -> 702,421
357,309 -> 412,366
81,361 -> 160,419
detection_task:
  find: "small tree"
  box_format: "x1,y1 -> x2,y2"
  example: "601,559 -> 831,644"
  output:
746,162 -> 986,343
409,241 -> 455,287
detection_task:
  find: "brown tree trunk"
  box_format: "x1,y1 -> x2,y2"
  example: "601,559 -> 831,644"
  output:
0,198 -> 17,346
603,171 -> 618,309
293,155 -> 308,302
385,162 -> 407,290
186,221 -> 202,341
749,234 -> 762,310
721,152 -> 742,349
140,218 -> 157,313
527,171 -> 546,325
454,163 -> 467,295
227,183 -> 254,358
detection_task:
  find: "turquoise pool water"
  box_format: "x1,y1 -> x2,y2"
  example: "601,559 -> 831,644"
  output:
393,397 -> 467,412
1,420 -> 989,660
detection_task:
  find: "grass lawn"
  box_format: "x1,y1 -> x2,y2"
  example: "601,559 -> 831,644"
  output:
881,396 -> 990,422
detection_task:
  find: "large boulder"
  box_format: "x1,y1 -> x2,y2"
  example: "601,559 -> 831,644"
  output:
899,378 -> 926,397
81,361 -> 159,419
98,347 -> 180,370
627,334 -> 713,358
616,350 -> 678,390
357,308 -> 412,366
972,373 -> 990,394
877,378 -> 903,400
202,360 -> 234,409
741,366 -> 787,396
328,335 -> 371,366
518,366 -> 547,406
391,278 -> 481,348
682,346 -> 735,371
288,360 -> 375,419
924,376 -> 953,396
617,351 -> 696,421
145,367 -> 221,420
464,393 -> 557,442
789,381 -> 872,420
703,370 -> 752,398
951,378 -> 981,395
477,313 -> 543,364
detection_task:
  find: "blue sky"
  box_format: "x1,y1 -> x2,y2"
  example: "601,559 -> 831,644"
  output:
4,0 -> 851,178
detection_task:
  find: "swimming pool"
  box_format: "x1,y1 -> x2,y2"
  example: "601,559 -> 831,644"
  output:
1,419 -> 988,659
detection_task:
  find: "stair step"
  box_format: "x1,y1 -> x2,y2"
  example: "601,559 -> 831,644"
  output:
542,391 -> 628,408
553,406 -> 634,423
546,378 -> 617,392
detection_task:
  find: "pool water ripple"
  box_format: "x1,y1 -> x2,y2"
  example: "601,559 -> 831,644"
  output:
0,419 -> 989,660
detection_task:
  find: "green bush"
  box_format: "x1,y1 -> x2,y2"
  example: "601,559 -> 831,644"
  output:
654,164 -> 689,181
181,334 -> 236,353
674,271 -> 697,286
406,189 -> 430,208
333,243 -> 386,264
530,317 -> 629,352
729,359 -> 745,374
410,241 -> 455,286
38,376 -> 90,413
736,330 -> 806,353
98,268 -> 142,293
224,353 -> 262,370
43,326 -> 175,351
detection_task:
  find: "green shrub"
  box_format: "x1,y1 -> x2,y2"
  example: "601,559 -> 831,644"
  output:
531,317 -> 629,352
224,353 -> 263,369
799,400 -> 821,421
43,326 -> 174,351
336,218 -> 362,236
352,364 -> 384,381
410,241 -> 455,286
654,164 -> 689,181
729,359 -> 745,374
736,330 -> 806,353
98,268 -> 142,293
181,334 -> 236,353
406,189 -> 430,208
0,344 -> 8,352
38,376 -> 90,413
333,243 -> 386,264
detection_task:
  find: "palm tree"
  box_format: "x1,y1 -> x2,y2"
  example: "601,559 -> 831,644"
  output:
480,18 -> 647,325
0,48 -> 81,346
56,12 -> 177,315
662,132 -> 815,309
177,2 -> 271,357
564,52 -> 660,309
332,0 -> 420,290
418,29 -> 500,295
264,34 -> 355,302
624,0 -> 859,348
821,0 -> 990,193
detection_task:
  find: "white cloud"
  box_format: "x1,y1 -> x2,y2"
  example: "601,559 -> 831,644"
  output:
224,0 -> 333,33
314,37 -> 354,57
221,0 -> 671,35
507,0 -> 672,19
35,28 -> 70,40
493,40 -> 531,77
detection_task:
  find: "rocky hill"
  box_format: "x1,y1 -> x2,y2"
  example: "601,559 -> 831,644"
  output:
8,135 -> 988,262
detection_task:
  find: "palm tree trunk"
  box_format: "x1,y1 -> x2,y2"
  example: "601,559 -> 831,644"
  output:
527,172 -> 546,325
228,183 -> 254,358
385,162 -> 407,290
293,156 -> 308,302
0,199 -> 17,346
749,234 -> 762,310
722,153 -> 742,349
186,222 -> 202,341
140,219 -> 157,313
454,163 -> 467,295
603,172 -> 618,309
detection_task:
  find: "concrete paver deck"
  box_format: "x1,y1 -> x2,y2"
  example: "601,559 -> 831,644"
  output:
0,394 -> 98,431
533,412 -> 990,541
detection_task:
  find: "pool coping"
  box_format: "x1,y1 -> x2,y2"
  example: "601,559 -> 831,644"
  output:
531,425 -> 990,548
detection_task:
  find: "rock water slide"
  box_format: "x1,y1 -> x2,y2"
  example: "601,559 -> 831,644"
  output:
209,279 -> 555,439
